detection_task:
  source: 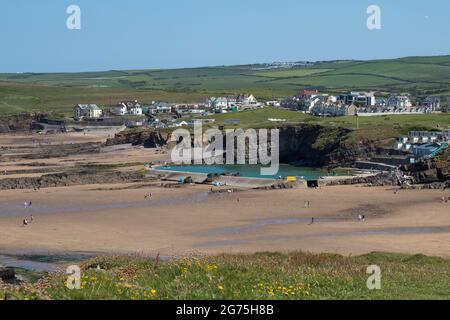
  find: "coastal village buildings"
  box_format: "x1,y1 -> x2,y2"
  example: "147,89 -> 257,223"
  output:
206,97 -> 228,111
206,94 -> 260,113
386,95 -> 412,109
71,90 -> 446,123
173,104 -> 209,115
265,100 -> 281,107
73,104 -> 103,120
417,96 -> 441,111
128,104 -> 143,115
113,101 -> 142,116
280,90 -> 446,117
310,102 -> 357,116
394,130 -> 449,159
145,101 -> 173,114
281,90 -> 330,112
338,92 -> 376,106
113,103 -> 127,116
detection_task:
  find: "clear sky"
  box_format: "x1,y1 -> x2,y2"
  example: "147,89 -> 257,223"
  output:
0,0 -> 449,72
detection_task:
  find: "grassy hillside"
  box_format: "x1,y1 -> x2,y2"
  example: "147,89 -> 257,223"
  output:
202,107 -> 450,143
2,251 -> 449,300
1,55 -> 450,117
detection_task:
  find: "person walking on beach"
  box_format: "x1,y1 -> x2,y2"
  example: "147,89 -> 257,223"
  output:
30,214 -> 34,223
308,217 -> 315,225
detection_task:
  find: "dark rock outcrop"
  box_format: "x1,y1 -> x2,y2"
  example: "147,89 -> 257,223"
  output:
277,125 -> 376,166
105,125 -> 377,167
105,129 -> 170,148
0,113 -> 43,133
0,171 -> 147,190
325,172 -> 400,186
0,268 -> 16,282
401,159 -> 450,184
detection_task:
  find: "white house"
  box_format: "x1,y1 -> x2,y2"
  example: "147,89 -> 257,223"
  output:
339,92 -> 376,106
114,100 -> 142,116
129,105 -> 143,115
113,103 -> 128,116
238,94 -> 258,105
386,95 -> 412,109
266,100 -> 281,107
73,104 -> 102,120
205,97 -> 228,111
214,97 -> 228,109
150,101 -> 172,114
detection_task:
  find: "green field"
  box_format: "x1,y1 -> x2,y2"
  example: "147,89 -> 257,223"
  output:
2,252 -> 449,300
1,55 -> 450,117
200,107 -> 450,143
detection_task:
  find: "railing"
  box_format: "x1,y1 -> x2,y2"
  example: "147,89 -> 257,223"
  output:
426,143 -> 449,159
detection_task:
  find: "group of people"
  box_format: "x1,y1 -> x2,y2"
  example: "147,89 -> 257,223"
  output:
22,201 -> 34,226
144,192 -> 153,199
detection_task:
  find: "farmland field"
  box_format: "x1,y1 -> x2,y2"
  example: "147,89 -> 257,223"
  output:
1,55 -> 450,117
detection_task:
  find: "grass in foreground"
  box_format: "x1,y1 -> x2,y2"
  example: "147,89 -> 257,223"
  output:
1,252 -> 449,300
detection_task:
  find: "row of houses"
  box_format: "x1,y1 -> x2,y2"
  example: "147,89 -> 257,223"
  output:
281,90 -> 444,116
394,130 -> 450,159
113,101 -> 143,116
206,94 -> 260,112
74,101 -> 143,120
73,93 -> 260,120
129,117 -> 217,130
310,103 -> 357,116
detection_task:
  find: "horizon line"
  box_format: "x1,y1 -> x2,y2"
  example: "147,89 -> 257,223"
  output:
2,53 -> 450,75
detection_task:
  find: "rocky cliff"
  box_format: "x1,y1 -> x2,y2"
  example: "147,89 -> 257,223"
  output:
401,159 -> 450,184
277,125 -> 376,166
106,125 -> 376,167
0,113 -> 42,133
105,129 -> 170,148
0,171 -> 148,190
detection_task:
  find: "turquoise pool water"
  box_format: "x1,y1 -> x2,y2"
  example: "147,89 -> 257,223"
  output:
156,164 -> 350,180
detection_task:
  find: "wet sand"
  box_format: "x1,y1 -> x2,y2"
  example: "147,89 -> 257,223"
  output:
1,183 -> 449,258
1,131 -> 449,258
0,131 -> 170,180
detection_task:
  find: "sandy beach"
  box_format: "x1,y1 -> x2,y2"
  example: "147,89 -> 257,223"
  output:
1,131 -> 449,259
0,182 -> 449,258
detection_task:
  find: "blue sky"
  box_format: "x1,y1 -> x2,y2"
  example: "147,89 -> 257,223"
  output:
0,0 -> 449,72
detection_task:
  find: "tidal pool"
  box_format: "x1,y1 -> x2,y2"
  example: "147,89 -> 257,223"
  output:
156,164 -> 352,180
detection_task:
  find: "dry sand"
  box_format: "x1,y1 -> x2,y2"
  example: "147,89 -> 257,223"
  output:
1,131 -> 449,258
0,183 -> 449,258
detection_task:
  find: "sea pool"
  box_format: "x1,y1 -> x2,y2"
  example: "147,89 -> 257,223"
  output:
155,164 -> 352,180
